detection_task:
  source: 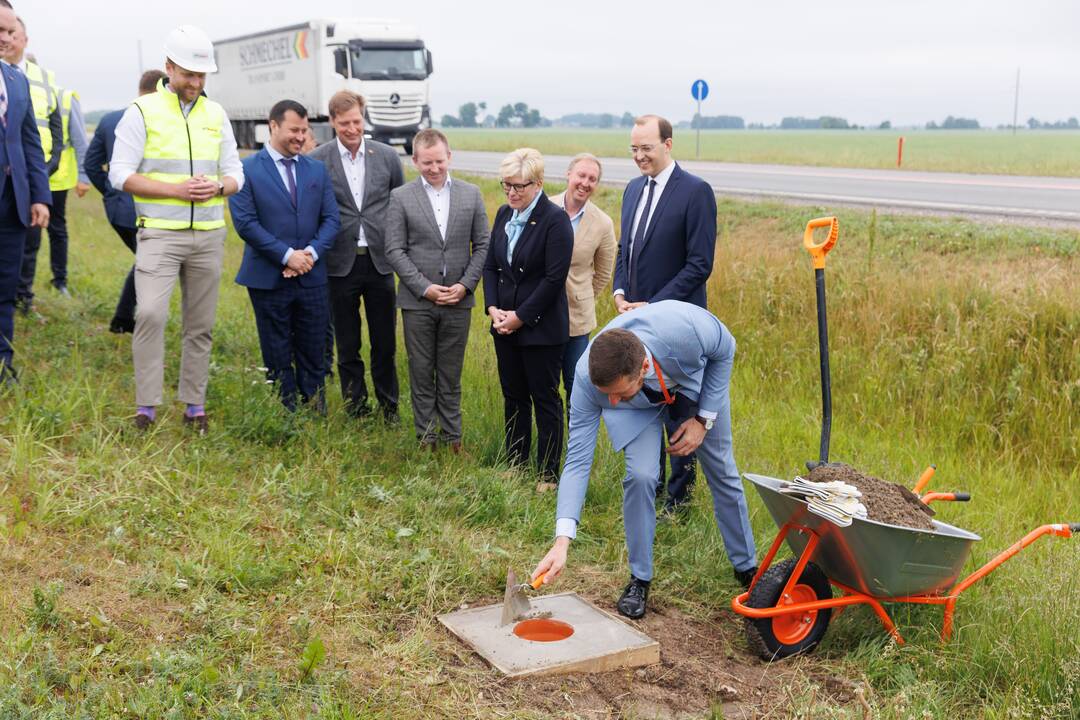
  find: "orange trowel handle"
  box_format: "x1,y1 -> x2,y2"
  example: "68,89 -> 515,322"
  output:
803,216 -> 839,269
530,573 -> 548,590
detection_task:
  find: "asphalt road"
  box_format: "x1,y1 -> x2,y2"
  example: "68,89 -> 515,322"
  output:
450,150 -> 1080,226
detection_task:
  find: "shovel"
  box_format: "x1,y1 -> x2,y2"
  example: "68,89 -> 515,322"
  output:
500,568 -> 546,626
802,217 -> 839,471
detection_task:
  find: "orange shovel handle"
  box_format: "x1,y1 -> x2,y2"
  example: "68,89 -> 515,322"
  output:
803,216 -> 839,270
530,573 -> 547,590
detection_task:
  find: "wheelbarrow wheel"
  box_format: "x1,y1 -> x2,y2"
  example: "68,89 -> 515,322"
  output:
744,558 -> 832,660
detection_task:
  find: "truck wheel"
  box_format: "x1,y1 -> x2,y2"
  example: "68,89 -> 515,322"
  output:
403,141 -> 413,156
744,558 -> 831,660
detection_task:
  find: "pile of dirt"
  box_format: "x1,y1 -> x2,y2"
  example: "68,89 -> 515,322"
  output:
806,463 -> 936,531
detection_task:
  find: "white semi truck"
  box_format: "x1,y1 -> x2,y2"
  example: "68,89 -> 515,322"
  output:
211,18 -> 433,154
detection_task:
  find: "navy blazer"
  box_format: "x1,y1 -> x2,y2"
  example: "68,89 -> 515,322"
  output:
613,163 -> 717,309
85,108 -> 136,229
230,148 -> 341,290
482,192 -> 573,346
0,62 -> 51,226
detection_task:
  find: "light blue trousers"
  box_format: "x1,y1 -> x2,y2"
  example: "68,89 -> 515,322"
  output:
622,406 -> 757,581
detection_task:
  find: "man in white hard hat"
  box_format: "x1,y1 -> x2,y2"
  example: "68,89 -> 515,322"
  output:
109,25 -> 243,434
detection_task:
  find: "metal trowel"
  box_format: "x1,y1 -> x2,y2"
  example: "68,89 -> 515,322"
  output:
500,568 -> 546,626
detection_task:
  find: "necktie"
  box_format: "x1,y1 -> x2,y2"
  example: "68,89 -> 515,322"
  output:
281,157 -> 297,206
628,178 -> 656,298
641,383 -> 666,405
0,89 -> 7,130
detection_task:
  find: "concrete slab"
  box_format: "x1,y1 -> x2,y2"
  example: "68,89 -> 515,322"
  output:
438,592 -> 660,678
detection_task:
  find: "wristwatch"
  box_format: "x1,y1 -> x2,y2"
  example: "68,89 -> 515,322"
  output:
216,181 -> 225,196
695,415 -> 714,431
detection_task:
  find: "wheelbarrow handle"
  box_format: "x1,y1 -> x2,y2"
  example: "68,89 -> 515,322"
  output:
921,492 -> 970,504
803,216 -> 839,270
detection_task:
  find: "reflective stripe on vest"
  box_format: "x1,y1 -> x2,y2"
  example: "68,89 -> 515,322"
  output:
24,61 -> 57,158
132,81 -> 226,231
50,89 -> 78,191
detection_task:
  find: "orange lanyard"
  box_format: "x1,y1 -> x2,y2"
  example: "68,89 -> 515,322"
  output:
651,355 -> 675,405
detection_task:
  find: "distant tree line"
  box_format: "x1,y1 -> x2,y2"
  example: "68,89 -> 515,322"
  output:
440,101 -> 551,128
926,116 -> 980,130
691,114 -> 745,129
1026,117 -> 1079,129
557,112 -> 636,128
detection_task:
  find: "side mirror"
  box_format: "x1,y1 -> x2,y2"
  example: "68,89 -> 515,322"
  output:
333,47 -> 348,78
425,49 -> 434,75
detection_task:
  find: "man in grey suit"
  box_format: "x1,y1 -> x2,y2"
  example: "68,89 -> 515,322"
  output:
309,91 -> 405,421
531,301 -> 757,619
385,129 -> 489,451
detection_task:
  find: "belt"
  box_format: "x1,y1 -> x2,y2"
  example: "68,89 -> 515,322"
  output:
356,246 -> 369,255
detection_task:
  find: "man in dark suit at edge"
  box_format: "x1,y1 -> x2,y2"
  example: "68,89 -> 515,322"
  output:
0,5 -> 50,387
612,114 -> 718,516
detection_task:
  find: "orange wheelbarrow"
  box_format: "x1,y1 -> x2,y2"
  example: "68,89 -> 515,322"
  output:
733,217 -> 1077,659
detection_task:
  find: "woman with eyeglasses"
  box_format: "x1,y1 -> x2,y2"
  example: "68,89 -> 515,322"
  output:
482,148 -> 574,487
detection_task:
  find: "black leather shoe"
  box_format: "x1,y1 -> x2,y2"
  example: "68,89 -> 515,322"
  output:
734,566 -> 758,590
381,407 -> 400,425
616,576 -> 650,619
109,317 -> 136,334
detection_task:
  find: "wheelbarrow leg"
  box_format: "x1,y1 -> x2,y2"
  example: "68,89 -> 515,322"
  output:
939,523 -> 1077,641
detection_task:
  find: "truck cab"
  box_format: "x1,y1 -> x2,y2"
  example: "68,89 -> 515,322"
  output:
328,20 -> 433,154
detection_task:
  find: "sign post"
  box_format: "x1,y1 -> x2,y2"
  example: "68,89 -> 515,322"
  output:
691,79 -> 709,159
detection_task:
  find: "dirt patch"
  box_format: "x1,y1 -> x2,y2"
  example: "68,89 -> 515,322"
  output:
452,592 -> 836,719
806,463 -> 935,531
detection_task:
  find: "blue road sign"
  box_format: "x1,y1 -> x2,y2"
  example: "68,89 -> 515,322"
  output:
691,79 -> 709,101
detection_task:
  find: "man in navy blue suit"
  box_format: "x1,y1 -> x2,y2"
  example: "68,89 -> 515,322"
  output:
612,114 -> 718,516
85,70 -> 166,334
0,6 -> 50,387
230,100 -> 341,411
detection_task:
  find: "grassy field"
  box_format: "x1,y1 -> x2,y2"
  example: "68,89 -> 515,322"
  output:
443,128 -> 1080,177
0,178 -> 1078,719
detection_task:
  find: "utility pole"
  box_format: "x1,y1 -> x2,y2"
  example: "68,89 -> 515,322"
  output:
1012,67 -> 1020,135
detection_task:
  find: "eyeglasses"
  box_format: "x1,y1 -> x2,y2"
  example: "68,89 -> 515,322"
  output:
501,180 -> 534,194
630,144 -> 659,155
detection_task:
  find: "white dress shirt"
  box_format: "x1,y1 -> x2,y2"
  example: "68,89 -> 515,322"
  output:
337,137 -> 367,247
108,89 -> 244,193
264,144 -> 317,265
0,62 -> 8,124
613,160 -> 678,297
555,341 -> 714,540
421,174 -> 451,242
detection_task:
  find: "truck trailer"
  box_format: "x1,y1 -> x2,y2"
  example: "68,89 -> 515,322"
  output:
211,18 -> 433,154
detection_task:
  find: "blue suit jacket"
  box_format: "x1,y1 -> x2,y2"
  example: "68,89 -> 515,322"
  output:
0,62 -> 51,227
230,148 -> 341,290
613,163 -> 717,309
84,108 -> 136,229
555,301 -> 736,522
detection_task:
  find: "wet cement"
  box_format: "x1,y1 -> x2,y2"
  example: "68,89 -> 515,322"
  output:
807,463 -> 936,531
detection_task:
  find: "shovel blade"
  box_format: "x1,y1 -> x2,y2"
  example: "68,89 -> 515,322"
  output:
500,567 -> 532,626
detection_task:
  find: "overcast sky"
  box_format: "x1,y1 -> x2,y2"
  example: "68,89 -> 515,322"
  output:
17,0 -> 1080,127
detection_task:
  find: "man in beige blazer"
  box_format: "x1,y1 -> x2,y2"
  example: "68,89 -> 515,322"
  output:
550,153 -> 617,406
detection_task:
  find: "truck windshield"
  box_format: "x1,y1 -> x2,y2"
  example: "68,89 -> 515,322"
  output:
350,47 -> 427,80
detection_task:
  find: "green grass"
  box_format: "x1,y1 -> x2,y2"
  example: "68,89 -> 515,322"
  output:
444,128 -> 1080,177
0,180 -> 1078,718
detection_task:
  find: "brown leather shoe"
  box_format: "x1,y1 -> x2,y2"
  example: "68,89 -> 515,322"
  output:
133,413 -> 154,431
449,441 -> 463,455
420,440 -> 436,452
182,413 -> 208,436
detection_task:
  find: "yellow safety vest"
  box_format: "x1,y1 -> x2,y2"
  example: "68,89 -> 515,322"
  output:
50,89 -> 78,192
132,80 -> 226,231
24,60 -> 58,160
